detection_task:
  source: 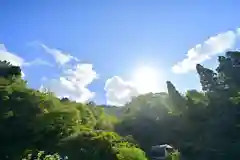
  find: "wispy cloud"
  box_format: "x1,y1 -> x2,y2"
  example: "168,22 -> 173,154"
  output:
0,43 -> 53,67
172,28 -> 240,74
41,63 -> 98,102
29,42 -> 97,102
104,76 -> 139,106
0,44 -> 24,66
41,44 -> 79,65
23,58 -> 53,67
0,43 -> 54,79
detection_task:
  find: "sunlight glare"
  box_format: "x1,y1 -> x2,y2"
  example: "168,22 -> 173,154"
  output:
133,66 -> 160,94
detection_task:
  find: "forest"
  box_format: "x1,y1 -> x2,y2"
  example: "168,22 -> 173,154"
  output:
1,51 -> 240,160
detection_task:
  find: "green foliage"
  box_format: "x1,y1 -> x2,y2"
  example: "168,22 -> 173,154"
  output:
57,130 -> 139,160
167,150 -> 180,160
196,64 -> 219,92
0,62 -> 147,160
167,81 -> 187,113
115,51 -> 240,160
0,60 -> 22,78
2,51 -> 240,160
21,151 -> 66,160
116,147 -> 148,160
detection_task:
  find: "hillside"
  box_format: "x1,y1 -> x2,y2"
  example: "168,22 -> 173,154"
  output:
107,51 -> 240,159
1,51 -> 240,159
0,60 -> 147,160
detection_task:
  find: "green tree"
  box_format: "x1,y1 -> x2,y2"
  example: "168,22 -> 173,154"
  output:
167,81 -> 186,113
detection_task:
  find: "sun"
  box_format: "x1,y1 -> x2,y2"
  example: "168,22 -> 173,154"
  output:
133,66 -> 160,94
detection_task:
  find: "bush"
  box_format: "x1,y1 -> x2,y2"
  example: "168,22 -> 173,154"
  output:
116,147 -> 148,160
21,151 -> 67,160
167,150 -> 181,160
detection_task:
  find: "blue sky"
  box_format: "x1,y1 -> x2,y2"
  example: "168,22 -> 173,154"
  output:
1,1 -> 240,105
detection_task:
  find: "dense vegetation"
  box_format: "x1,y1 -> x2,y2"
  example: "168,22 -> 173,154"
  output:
1,51 -> 240,159
0,61 -> 147,160
115,51 -> 240,160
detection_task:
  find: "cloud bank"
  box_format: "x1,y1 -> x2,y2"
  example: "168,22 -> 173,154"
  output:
172,28 -> 240,74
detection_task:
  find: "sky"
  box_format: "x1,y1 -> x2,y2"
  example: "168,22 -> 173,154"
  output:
1,0 -> 240,106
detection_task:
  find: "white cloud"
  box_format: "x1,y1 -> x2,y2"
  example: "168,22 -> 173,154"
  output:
40,76 -> 47,81
21,71 -> 25,78
104,76 -> 139,106
0,44 -> 53,68
172,29 -> 240,74
41,44 -> 79,65
41,63 -> 98,102
0,44 -> 24,66
23,58 -> 53,67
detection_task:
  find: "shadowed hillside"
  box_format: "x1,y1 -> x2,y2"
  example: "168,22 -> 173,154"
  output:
1,51 -> 240,160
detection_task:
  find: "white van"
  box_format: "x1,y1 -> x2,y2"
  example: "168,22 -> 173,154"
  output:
150,144 -> 174,160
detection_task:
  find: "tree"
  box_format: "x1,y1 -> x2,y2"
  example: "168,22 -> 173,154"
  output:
0,60 -> 147,160
196,64 -> 219,92
115,51 -> 240,159
0,60 -> 22,78
166,81 -> 186,113
216,51 -> 240,93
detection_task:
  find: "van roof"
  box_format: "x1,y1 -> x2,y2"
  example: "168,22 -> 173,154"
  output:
151,144 -> 173,149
